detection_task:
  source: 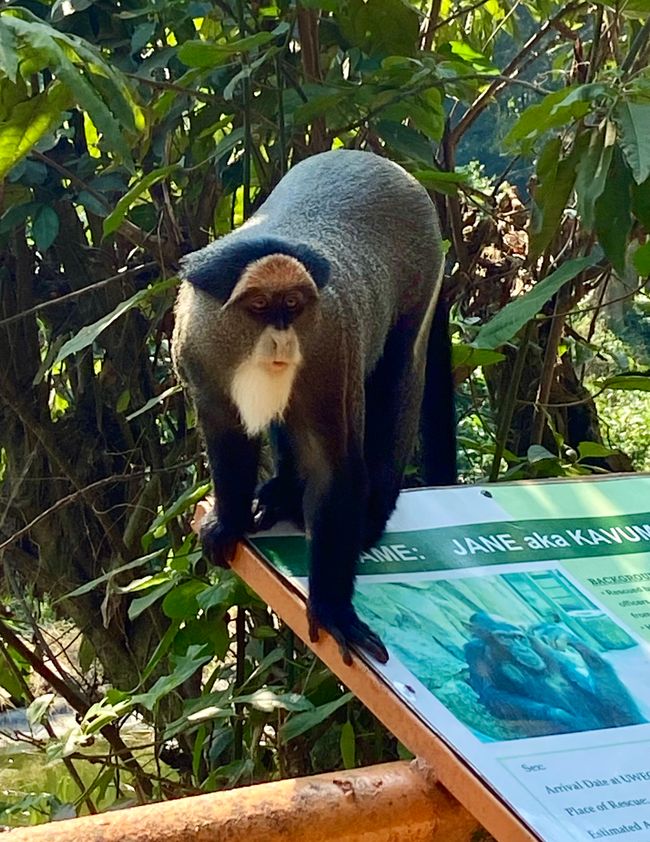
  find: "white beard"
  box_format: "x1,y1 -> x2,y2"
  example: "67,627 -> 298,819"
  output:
230,327 -> 302,436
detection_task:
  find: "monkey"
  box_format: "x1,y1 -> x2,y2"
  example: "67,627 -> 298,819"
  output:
172,149 -> 454,665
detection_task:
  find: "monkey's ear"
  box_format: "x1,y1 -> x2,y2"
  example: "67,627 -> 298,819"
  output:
180,236 -> 330,301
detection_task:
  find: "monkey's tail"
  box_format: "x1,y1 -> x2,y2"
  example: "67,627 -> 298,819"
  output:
421,297 -> 457,486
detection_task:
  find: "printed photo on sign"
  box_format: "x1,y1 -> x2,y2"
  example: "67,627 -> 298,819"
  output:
355,570 -> 649,741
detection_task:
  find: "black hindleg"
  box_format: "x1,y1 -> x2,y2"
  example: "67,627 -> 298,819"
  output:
421,299 -> 457,486
305,455 -> 388,665
253,423 -> 304,530
201,420 -> 260,567
363,323 -> 418,550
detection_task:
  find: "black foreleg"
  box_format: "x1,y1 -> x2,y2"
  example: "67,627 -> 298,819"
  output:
306,456 -> 388,665
200,411 -> 260,567
421,299 -> 457,486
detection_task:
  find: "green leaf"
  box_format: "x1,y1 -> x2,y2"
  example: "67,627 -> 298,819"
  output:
594,147 -> 633,274
474,254 -> 598,349
338,0 -> 419,57
0,200 -> 40,233
0,83 -> 71,179
162,580 -> 207,620
615,102 -> 650,185
529,136 -> 581,258
280,692 -> 354,742
0,21 -> 19,82
412,168 -> 467,195
633,241 -> 650,277
376,120 -> 432,165
60,549 -> 165,600
632,177 -> 650,228
505,85 -> 605,153
54,276 -> 176,364
145,479 -> 211,539
132,645 -> 212,711
103,164 -> 179,237
178,24 -> 288,68
3,14 -> 136,166
452,345 -> 505,370
577,441 -> 618,459
140,619 -> 182,684
196,578 -> 238,613
128,580 -> 174,620
26,693 -> 55,728
32,205 -> 59,251
131,21 -> 156,55
78,635 -> 95,673
118,570 -> 173,593
575,123 -> 615,230
527,444 -> 557,463
235,689 -> 313,713
340,720 -> 356,769
126,384 -> 182,420
600,373 -> 650,392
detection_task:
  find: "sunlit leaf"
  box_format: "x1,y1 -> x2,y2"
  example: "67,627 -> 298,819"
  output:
60,549 -> 165,600
26,693 -> 55,728
103,164 -> 179,236
505,85 -> 607,152
0,83 -> 71,179
600,374 -> 650,392
474,254 -> 599,349
54,276 -> 176,364
126,384 -> 182,420
128,580 -> 175,620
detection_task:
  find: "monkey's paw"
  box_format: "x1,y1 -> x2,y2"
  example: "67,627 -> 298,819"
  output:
199,511 -> 241,568
307,602 -> 389,666
253,477 -> 304,531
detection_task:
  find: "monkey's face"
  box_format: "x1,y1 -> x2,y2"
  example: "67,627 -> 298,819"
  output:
225,253 -> 320,434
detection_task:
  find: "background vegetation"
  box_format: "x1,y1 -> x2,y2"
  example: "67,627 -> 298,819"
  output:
0,0 -> 648,825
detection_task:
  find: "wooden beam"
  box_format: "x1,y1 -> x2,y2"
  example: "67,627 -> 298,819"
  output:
6,761 -> 481,842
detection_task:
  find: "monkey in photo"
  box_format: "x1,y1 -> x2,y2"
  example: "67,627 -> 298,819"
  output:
173,149 -> 455,664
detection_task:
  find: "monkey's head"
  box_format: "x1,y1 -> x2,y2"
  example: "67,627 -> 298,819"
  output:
177,240 -> 330,436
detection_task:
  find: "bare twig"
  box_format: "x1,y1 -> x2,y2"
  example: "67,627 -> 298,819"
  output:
531,284 -> 571,444
0,262 -> 160,329
0,617 -> 153,800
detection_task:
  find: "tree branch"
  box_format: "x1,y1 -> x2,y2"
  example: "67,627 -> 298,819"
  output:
448,2 -> 587,148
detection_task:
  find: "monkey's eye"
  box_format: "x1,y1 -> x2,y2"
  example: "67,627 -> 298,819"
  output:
284,293 -> 301,310
248,296 -> 269,313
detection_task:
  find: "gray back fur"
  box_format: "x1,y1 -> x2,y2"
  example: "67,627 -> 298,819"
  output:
173,150 -> 443,404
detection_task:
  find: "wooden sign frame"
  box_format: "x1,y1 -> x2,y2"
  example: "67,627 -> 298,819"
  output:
232,541 -> 540,842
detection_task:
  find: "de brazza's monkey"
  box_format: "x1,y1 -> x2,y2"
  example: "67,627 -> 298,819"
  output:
173,149 -> 454,664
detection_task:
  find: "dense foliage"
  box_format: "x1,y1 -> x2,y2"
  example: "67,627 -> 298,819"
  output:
0,0 -> 648,824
